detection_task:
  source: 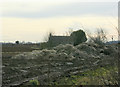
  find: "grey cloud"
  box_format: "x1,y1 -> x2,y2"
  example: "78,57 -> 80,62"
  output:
2,2 -> 117,18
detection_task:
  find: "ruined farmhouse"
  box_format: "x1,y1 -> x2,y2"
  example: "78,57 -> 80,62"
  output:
48,33 -> 73,46
48,30 -> 87,46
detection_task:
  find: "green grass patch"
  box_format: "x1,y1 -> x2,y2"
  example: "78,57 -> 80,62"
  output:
51,65 -> 118,85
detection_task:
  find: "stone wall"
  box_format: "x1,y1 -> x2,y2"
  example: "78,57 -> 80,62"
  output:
48,35 -> 73,46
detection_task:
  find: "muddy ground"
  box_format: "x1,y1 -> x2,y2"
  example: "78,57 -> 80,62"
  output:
2,42 -> 119,86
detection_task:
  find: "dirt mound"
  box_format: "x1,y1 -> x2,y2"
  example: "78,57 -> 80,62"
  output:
12,42 -> 118,60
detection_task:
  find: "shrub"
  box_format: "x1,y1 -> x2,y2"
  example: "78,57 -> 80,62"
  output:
29,79 -> 40,85
88,29 -> 107,45
15,41 -> 19,44
70,29 -> 87,46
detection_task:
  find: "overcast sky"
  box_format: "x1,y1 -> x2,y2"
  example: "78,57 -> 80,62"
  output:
0,0 -> 118,42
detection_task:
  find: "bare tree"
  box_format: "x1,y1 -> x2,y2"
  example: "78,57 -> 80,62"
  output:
106,18 -> 119,40
65,28 -> 73,36
87,28 -> 107,45
43,32 -> 54,42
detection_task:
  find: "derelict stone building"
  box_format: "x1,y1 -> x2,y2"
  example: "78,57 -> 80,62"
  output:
48,34 -> 73,46
48,30 -> 87,46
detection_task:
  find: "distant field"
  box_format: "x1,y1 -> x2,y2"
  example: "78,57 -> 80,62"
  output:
2,44 -> 41,52
2,44 -> 41,60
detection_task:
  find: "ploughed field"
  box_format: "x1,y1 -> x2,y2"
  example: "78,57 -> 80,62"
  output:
2,43 -> 119,86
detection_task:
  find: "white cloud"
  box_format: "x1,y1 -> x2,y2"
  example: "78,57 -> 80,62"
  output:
0,2 -> 118,18
0,1 -> 68,17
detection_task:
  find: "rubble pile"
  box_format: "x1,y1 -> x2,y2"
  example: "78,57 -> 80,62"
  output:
3,42 -> 118,86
